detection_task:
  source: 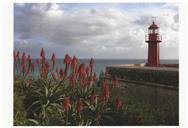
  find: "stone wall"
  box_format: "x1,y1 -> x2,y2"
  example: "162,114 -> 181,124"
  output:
106,65 -> 179,87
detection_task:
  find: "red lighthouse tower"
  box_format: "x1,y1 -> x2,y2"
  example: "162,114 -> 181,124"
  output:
145,20 -> 162,67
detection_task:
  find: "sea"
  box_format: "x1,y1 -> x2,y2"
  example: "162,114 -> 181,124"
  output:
79,59 -> 178,75
17,59 -> 178,76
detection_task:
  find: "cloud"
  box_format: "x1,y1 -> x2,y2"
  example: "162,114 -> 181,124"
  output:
14,3 -> 179,59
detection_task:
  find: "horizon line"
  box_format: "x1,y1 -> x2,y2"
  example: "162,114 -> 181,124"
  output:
30,58 -> 179,60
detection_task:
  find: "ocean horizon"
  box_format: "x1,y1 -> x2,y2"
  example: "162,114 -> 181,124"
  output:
15,59 -> 179,76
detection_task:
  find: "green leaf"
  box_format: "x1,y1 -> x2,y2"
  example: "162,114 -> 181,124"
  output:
27,100 -> 41,111
27,118 -> 39,125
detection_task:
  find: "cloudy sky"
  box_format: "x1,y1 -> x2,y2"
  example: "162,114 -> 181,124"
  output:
14,3 -> 179,59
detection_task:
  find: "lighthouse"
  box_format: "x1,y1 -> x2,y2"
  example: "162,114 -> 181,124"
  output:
145,20 -> 162,67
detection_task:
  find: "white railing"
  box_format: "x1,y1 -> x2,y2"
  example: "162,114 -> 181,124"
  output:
145,34 -> 162,42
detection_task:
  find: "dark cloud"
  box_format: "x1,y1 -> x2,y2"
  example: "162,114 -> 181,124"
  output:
14,3 -> 179,59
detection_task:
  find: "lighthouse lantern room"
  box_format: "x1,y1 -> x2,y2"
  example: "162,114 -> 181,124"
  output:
145,19 -> 162,67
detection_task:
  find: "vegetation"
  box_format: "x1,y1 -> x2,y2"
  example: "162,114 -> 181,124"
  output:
14,48 -> 178,126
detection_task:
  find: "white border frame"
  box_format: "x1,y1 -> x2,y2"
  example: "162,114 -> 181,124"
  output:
0,0 -> 188,127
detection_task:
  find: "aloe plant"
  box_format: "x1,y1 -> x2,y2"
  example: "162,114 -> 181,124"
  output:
14,48 -> 127,126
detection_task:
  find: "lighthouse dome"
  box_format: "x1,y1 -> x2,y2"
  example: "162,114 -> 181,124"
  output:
148,21 -> 159,29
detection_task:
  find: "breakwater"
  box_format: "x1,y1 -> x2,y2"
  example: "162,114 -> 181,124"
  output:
106,64 -> 179,90
106,64 -> 179,125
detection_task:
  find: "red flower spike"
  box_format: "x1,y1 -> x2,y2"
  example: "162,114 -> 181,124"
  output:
41,62 -> 50,77
89,58 -> 94,75
93,73 -> 97,81
16,51 -> 20,58
115,96 -> 123,110
63,98 -> 71,111
40,48 -> 45,64
64,54 -> 72,65
77,98 -> 84,113
86,66 -> 90,76
28,54 -> 32,65
51,53 -> 56,68
40,48 -> 45,58
64,54 -> 72,76
70,73 -> 75,85
71,56 -> 78,71
51,72 -> 57,81
78,64 -> 87,86
59,69 -> 65,80
16,51 -> 21,65
52,53 -> 56,60
45,62 -> 50,70
21,52 -> 27,68
70,74 -> 74,80
101,81 -> 110,103
78,64 -> 85,76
